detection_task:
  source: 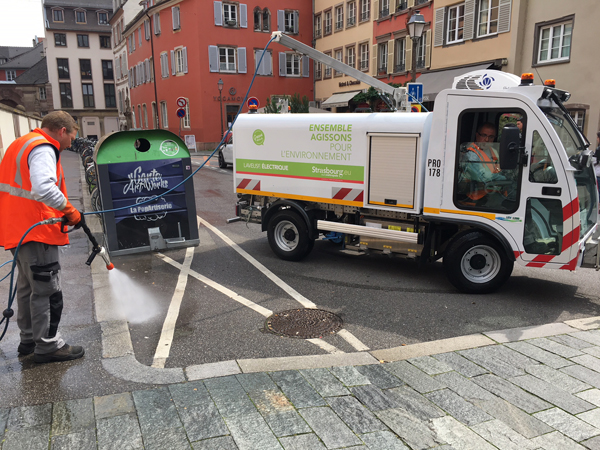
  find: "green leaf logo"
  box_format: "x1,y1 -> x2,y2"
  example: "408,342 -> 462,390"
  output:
252,129 -> 265,146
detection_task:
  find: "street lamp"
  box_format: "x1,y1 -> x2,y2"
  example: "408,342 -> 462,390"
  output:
407,10 -> 426,83
217,78 -> 224,137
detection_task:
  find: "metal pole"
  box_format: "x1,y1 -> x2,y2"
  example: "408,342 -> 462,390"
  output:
411,37 -> 418,83
145,10 -> 160,129
219,92 -> 224,136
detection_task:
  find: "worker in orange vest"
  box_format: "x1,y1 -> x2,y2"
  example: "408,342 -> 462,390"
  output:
459,122 -> 506,203
0,111 -> 84,363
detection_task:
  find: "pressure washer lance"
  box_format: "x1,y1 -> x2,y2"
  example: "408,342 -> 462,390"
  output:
47,216 -> 114,270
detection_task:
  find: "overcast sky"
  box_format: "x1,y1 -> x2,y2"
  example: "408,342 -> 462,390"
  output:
0,0 -> 45,47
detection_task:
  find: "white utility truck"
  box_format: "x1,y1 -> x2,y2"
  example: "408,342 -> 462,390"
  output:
232,32 -> 598,293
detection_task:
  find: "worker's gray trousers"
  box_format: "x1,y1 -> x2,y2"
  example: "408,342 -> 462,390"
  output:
11,242 -> 65,354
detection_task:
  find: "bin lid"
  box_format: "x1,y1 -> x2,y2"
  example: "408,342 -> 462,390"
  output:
94,130 -> 190,165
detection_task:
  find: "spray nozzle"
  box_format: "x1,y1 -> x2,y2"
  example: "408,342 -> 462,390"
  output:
98,247 -> 114,270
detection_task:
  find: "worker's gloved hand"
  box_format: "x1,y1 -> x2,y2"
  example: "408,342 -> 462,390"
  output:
61,201 -> 83,229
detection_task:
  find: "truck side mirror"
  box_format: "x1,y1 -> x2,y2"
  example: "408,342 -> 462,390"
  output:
499,124 -> 520,170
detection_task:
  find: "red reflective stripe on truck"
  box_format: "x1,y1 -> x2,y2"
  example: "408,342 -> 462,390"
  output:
237,179 -> 251,189
354,191 -> 364,202
563,198 -> 578,220
560,256 -> 578,270
333,188 -> 352,200
561,225 -> 580,253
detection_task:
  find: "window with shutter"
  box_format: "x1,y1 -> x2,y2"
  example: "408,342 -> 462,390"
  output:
240,4 -> 247,28
214,1 -> 223,26
172,7 -> 180,30
154,13 -> 161,34
208,46 -> 219,72
238,47 -> 247,73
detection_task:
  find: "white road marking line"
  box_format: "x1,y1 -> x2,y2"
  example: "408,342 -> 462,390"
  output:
307,339 -> 344,354
152,246 -> 195,368
156,252 -> 345,354
156,253 -> 273,318
198,216 -> 369,353
338,329 -> 370,351
197,216 -> 317,309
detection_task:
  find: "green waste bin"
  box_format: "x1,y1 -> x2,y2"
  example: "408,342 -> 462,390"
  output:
94,130 -> 199,256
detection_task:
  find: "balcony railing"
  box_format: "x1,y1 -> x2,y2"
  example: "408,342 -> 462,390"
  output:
416,0 -> 428,4
394,63 -> 405,72
378,64 -> 387,74
397,1 -> 407,11
324,24 -> 332,34
360,11 -> 370,21
324,68 -> 332,77
416,59 -> 426,69
360,60 -> 368,70
347,17 -> 355,26
315,69 -> 322,79
335,21 -> 343,30
314,28 -> 322,38
380,8 -> 389,19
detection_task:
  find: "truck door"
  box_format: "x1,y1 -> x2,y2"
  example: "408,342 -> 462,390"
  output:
447,96 -> 574,267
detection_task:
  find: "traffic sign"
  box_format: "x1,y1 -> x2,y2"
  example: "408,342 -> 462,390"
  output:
247,97 -> 259,109
176,108 -> 186,118
176,97 -> 187,108
407,83 -> 423,103
411,104 -> 422,113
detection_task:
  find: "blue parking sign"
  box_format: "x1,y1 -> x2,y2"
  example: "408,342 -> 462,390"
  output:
407,83 -> 423,103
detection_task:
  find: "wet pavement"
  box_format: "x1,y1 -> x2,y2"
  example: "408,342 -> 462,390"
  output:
2,150 -> 600,448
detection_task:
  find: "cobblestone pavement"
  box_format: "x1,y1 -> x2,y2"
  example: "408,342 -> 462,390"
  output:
3,319 -> 600,449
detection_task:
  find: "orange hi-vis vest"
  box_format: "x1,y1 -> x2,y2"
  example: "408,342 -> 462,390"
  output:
0,129 -> 69,249
466,143 -> 501,201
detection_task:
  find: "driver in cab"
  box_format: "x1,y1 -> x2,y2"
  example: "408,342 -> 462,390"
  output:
459,123 -> 509,206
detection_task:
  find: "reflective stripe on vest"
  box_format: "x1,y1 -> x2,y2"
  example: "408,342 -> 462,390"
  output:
0,182 -> 37,201
14,136 -> 45,187
467,143 -> 500,174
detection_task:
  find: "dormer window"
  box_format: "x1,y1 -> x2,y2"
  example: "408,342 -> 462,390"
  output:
52,8 -> 64,22
98,11 -> 108,25
75,9 -> 87,24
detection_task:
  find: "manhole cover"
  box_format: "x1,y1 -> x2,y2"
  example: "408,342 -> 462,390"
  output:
265,309 -> 343,339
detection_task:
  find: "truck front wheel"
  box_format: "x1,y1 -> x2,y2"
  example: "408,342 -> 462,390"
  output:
218,150 -> 227,168
267,210 -> 314,261
443,231 -> 513,294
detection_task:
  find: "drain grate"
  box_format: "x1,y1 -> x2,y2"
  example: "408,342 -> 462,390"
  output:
265,309 -> 343,339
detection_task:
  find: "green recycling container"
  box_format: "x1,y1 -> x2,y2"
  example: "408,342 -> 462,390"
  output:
94,130 -> 199,256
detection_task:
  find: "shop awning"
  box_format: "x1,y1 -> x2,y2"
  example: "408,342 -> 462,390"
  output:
321,90 -> 362,109
418,63 -> 494,102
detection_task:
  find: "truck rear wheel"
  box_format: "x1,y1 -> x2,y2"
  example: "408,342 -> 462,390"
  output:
267,210 -> 314,261
443,231 -> 513,294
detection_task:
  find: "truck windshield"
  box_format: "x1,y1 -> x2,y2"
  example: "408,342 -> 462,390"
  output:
544,106 -> 597,237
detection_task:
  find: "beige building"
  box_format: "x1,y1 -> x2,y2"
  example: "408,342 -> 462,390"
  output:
424,0 -> 514,107
43,0 -> 119,139
510,0 -> 599,141
314,0 -> 374,111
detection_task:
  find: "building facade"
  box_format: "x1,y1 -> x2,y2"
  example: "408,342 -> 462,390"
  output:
43,0 -> 119,139
509,0 -> 600,141
110,0 -> 141,130
124,0 -> 313,149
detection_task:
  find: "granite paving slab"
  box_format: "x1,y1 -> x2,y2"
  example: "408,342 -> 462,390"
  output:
299,407 -> 363,449
376,408 -> 443,449
383,360 -> 445,393
387,386 -> 447,421
431,416 -> 497,450
505,341 -> 572,369
471,374 -> 552,413
224,412 -> 283,450
581,435 -> 600,450
509,374 -> 595,414
433,352 -> 488,378
534,407 -> 600,441
269,370 -> 326,408
570,355 -> 600,374
278,433 -> 327,450
6,403 -> 52,429
458,347 -> 525,378
329,365 -> 372,387
529,338 -> 584,358
425,389 -> 492,426
51,398 -> 94,436
549,335 -> 595,351
570,331 -> 600,347
525,364 -> 591,394
407,356 -> 453,375
168,380 -> 212,408
470,419 -> 538,450
350,384 -> 401,411
0,407 -> 9,440
96,414 -> 143,450
50,428 -> 97,450
530,431 -> 588,450
433,371 -> 496,402
132,387 -> 183,434
577,408 -> 600,429
471,398 -> 553,438
299,368 -> 352,397
191,436 -> 238,450
1,424 -> 51,450
327,395 -> 388,434
178,403 -> 230,442
94,393 -> 136,420
143,427 -> 191,450
355,364 -> 405,389
576,389 -> 600,407
204,376 -> 257,416
359,430 -> 410,450
561,365 -> 600,389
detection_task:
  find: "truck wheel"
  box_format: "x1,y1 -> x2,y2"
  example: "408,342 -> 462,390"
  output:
218,151 -> 227,168
443,231 -> 513,294
267,210 -> 314,261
